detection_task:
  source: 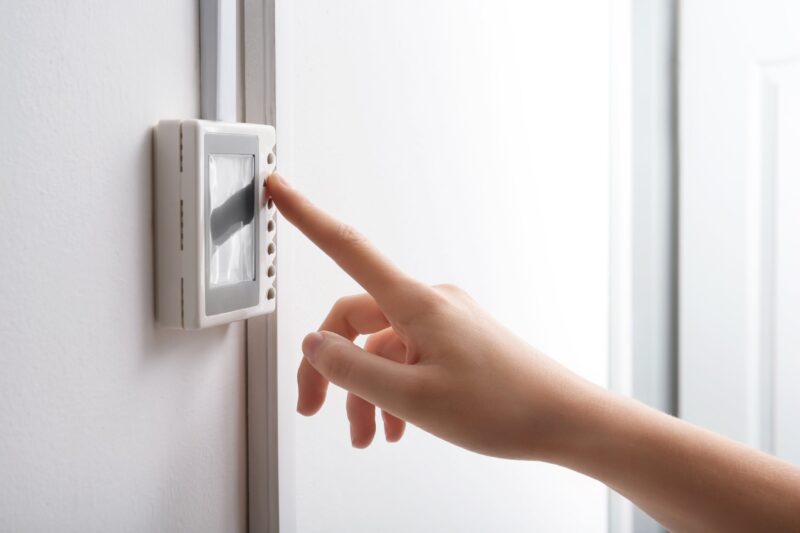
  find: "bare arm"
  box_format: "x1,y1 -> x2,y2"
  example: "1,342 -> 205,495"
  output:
555,388 -> 800,532
267,173 -> 800,532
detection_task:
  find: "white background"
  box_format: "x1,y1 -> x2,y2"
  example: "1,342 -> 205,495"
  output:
275,1 -> 611,531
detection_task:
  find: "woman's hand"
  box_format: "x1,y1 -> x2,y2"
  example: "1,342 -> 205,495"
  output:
267,173 -> 800,533
266,173 -> 601,459
268,172 -> 800,532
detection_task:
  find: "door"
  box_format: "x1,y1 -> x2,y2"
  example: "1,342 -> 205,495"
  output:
274,1 -> 612,531
680,0 -> 800,461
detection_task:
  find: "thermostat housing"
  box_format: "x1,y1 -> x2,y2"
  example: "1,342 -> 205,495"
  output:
154,119 -> 276,329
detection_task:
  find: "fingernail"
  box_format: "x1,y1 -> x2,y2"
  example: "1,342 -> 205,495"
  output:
302,332 -> 325,364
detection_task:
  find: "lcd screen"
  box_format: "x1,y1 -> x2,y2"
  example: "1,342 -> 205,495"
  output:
208,154 -> 256,287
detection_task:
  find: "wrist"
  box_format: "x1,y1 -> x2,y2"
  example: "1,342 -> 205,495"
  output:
537,381 -> 637,473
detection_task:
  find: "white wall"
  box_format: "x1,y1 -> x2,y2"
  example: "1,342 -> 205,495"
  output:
0,2 -> 247,531
276,1 -> 610,531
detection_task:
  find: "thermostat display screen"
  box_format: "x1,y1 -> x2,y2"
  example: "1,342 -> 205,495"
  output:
208,154 -> 256,287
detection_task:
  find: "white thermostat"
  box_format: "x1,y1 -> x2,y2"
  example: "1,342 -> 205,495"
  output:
154,119 -> 276,329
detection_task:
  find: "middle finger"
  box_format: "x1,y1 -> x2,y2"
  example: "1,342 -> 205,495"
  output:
347,328 -> 408,447
297,293 -> 390,416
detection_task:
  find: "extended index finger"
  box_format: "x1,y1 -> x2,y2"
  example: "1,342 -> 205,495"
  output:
267,173 -> 431,318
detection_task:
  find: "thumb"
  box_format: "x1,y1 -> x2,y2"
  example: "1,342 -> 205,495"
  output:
302,331 -> 416,415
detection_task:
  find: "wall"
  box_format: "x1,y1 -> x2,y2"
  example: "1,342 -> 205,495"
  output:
275,1 -> 611,531
0,2 -> 247,531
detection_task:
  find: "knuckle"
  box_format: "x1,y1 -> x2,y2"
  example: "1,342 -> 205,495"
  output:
334,222 -> 368,248
395,290 -> 446,329
331,295 -> 352,313
435,283 -> 469,298
406,286 -> 456,317
319,343 -> 354,384
363,333 -> 381,353
400,289 -> 451,326
431,284 -> 475,313
328,294 -> 367,337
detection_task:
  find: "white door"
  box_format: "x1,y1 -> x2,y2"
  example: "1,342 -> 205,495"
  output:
680,0 -> 800,462
275,1 -> 612,531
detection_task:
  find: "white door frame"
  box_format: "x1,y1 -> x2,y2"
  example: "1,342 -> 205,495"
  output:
609,0 -> 678,532
242,0 -> 280,531
199,1 -> 280,531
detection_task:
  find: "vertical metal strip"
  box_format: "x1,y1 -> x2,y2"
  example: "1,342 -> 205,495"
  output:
201,0 -> 274,529
200,0 -> 249,528
243,0 -> 279,531
200,0 -> 237,122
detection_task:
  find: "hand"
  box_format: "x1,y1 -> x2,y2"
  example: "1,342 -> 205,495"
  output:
267,173 -> 800,532
266,173 -> 602,459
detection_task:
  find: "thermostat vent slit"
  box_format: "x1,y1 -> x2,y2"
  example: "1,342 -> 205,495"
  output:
180,277 -> 185,329
179,123 -> 184,172
179,200 -> 184,251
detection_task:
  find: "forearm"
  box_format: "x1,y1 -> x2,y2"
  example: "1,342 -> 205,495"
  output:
549,387 -> 800,532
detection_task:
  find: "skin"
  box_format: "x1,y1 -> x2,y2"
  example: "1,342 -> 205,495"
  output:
266,173 -> 800,533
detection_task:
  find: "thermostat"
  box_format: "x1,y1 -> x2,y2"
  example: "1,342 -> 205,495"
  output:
154,119 -> 276,329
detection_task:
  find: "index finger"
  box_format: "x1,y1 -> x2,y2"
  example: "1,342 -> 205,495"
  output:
267,173 -> 431,319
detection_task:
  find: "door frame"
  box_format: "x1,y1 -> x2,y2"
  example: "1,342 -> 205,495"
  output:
242,0 -> 280,531
199,1 -> 280,531
609,0 -> 678,531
